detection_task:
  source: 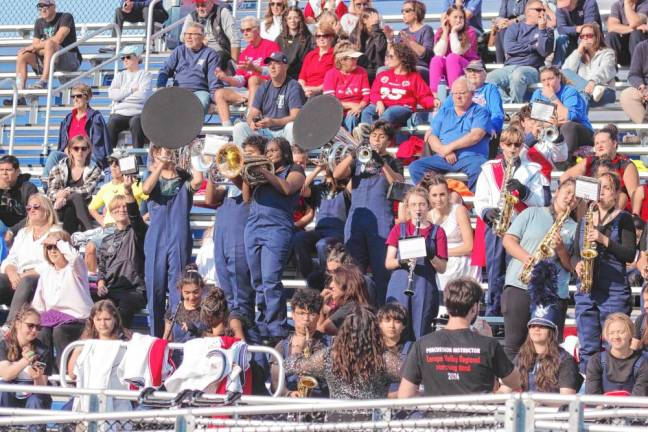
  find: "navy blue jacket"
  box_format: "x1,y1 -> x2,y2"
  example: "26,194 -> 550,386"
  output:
157,44 -> 223,93
504,22 -> 554,68
557,0 -> 601,37
57,107 -> 111,169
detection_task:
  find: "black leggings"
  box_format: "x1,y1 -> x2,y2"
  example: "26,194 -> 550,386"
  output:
57,192 -> 94,235
0,273 -> 40,324
38,321 -> 85,374
92,288 -> 146,329
502,285 -> 531,361
561,121 -> 594,155
107,114 -> 147,149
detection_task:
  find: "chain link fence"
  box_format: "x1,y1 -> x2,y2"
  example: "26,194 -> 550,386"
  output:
0,0 -> 122,26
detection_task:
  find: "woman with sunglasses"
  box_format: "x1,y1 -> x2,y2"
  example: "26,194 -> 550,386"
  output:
562,23 -> 616,107
46,135 -> 101,235
241,137 -> 305,346
348,7 -> 386,83
0,194 -> 57,327
384,0 -> 433,82
340,0 -> 371,35
299,24 -> 336,98
276,7 -> 313,80
43,84 -> 110,179
107,45 -> 153,151
0,305 -> 51,415
261,0 -> 287,41
31,230 -> 92,372
304,0 -> 348,25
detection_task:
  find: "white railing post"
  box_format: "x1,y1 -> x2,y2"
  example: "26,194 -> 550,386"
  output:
257,0 -> 263,19
568,396 -> 584,432
144,0 -> 162,71
0,78 -> 18,155
145,17 -> 187,72
42,24 -> 122,153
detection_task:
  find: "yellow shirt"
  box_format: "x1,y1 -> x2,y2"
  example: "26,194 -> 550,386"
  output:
88,180 -> 147,225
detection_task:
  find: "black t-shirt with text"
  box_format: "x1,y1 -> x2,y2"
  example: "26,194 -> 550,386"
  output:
34,12 -> 81,60
401,328 -> 514,396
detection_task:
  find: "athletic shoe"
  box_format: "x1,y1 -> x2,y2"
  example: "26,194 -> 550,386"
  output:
352,123 -> 370,144
29,80 -> 48,90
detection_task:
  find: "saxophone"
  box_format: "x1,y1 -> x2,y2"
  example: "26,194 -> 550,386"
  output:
580,202 -> 599,293
519,209 -> 570,284
493,158 -> 520,237
296,332 -> 318,398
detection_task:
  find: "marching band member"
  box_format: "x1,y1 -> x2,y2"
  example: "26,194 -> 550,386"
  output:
242,137 -> 305,346
142,145 -> 203,338
385,187 -> 447,339
573,172 -> 636,373
205,136 -> 268,340
333,120 -> 404,306
501,179 -> 577,359
561,124 -> 643,215
473,126 -> 549,317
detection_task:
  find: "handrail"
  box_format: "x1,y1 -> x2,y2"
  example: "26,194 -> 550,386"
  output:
0,78 -> 18,154
58,339 -> 286,397
257,0 -> 263,19
42,23 -> 122,153
144,7 -> 189,71
144,0 -> 163,71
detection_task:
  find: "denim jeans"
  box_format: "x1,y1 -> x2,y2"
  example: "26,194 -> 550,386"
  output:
343,111 -> 361,131
562,68 -> 616,107
193,90 -> 212,113
232,121 -> 295,145
553,34 -> 578,67
360,104 -> 413,127
42,150 -> 66,179
409,152 -> 487,191
486,65 -> 539,103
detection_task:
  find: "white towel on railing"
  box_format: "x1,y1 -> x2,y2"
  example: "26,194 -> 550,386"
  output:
117,333 -> 172,389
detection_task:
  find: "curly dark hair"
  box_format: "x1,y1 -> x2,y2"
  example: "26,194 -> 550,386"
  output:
331,306 -> 386,383
390,42 -> 417,74
200,287 -> 229,328
516,329 -> 561,391
291,288 -> 323,314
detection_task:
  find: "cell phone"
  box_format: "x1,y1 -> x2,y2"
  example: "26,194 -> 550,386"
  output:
32,361 -> 46,370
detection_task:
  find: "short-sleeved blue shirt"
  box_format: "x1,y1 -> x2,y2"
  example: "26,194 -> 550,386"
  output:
252,78 -> 306,130
431,102 -> 491,157
530,84 -> 592,131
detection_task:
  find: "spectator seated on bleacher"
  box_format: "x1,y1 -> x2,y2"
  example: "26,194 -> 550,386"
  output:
384,0 -> 433,83
0,156 -> 38,260
299,24 -> 336,99
356,42 -> 433,136
0,305 -> 52,414
442,0 -> 484,34
553,0 -> 601,66
180,0 -> 240,72
409,77 -> 490,192
304,0 -> 348,25
102,0 -> 169,51
486,0 -> 554,103
530,66 -> 593,158
277,6 -> 314,81
492,0 -> 530,64
47,135 -> 102,235
43,84 -> 111,179
261,0 -> 287,41
6,0 -> 82,105
620,39 -> 648,126
340,0 -> 371,35
347,7 -> 386,84
232,52 -> 305,145
0,194 -> 57,328
31,230 -> 92,372
562,23 -> 617,107
157,22 -> 222,113
429,5 -> 480,99
107,45 -> 153,152
606,0 -> 648,67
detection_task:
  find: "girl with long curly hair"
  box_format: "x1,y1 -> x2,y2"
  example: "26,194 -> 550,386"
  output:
317,264 -> 370,335
286,306 -> 400,400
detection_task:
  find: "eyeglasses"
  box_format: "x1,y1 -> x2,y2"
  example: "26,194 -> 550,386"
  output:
401,8 -> 414,13
45,244 -> 59,251
184,32 -> 204,38
240,27 -> 256,33
71,146 -> 89,152
36,4 -> 51,10
71,94 -> 85,99
270,2 -> 284,7
316,34 -> 333,38
121,55 -> 133,60
24,322 -> 42,331
26,204 -> 41,211
579,33 -> 595,39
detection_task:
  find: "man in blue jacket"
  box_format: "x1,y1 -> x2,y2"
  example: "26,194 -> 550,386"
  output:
553,0 -> 601,66
156,22 -> 222,112
486,0 -> 554,103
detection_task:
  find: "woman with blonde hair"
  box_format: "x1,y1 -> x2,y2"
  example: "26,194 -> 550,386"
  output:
0,193 -> 58,326
299,23 -> 337,98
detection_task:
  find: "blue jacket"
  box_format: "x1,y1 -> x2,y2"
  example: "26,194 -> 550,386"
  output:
557,0 -> 601,37
504,22 -> 554,68
130,0 -> 166,8
157,44 -> 223,93
57,107 -> 111,170
442,82 -> 504,134
530,84 -> 592,131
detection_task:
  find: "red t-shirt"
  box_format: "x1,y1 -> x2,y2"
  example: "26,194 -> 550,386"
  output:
237,38 -> 281,83
370,69 -> 435,110
304,0 -> 347,20
322,67 -> 370,107
385,221 -> 448,260
298,49 -> 335,87
68,109 -> 88,141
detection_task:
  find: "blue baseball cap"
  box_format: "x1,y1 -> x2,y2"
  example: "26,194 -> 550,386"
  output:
528,304 -> 560,331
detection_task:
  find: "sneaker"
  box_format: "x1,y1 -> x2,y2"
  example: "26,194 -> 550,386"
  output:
592,85 -> 605,103
98,47 -> 115,54
3,97 -> 26,106
29,80 -> 48,90
352,123 -> 370,144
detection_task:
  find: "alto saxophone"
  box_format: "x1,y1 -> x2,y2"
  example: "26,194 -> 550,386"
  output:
580,202 -> 599,293
296,332 -> 318,398
519,209 -> 570,284
493,157 -> 519,237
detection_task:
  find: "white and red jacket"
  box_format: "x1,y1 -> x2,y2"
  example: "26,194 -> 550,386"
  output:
304,0 -> 347,20
370,69 -> 435,111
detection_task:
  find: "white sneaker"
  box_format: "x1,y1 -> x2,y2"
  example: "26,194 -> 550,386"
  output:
592,85 -> 605,103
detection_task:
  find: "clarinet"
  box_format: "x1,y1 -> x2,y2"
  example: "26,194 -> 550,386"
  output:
404,214 -> 421,297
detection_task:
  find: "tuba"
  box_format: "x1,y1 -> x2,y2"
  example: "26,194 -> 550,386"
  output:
580,202 -> 599,293
493,158 -> 519,237
214,143 -> 274,187
520,209 -> 571,284
296,332 -> 318,398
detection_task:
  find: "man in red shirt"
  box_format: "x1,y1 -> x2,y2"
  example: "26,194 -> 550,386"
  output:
214,16 -> 280,127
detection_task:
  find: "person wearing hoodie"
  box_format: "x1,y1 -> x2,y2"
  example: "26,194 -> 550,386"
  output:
107,45 -> 153,151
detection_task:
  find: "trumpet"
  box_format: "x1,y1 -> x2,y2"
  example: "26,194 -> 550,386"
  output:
296,331 -> 318,398
539,124 -> 560,145
214,143 -> 274,187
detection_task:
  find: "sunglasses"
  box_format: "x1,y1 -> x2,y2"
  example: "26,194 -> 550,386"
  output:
45,244 -> 59,251
24,322 -> 42,331
240,27 -> 256,33
316,34 -> 333,38
579,33 -> 595,39
121,55 -> 133,60
184,32 -> 203,38
401,8 -> 414,13
270,2 -> 284,6
36,4 -> 51,10
71,146 -> 89,152
71,94 -> 85,99
26,204 -> 41,211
